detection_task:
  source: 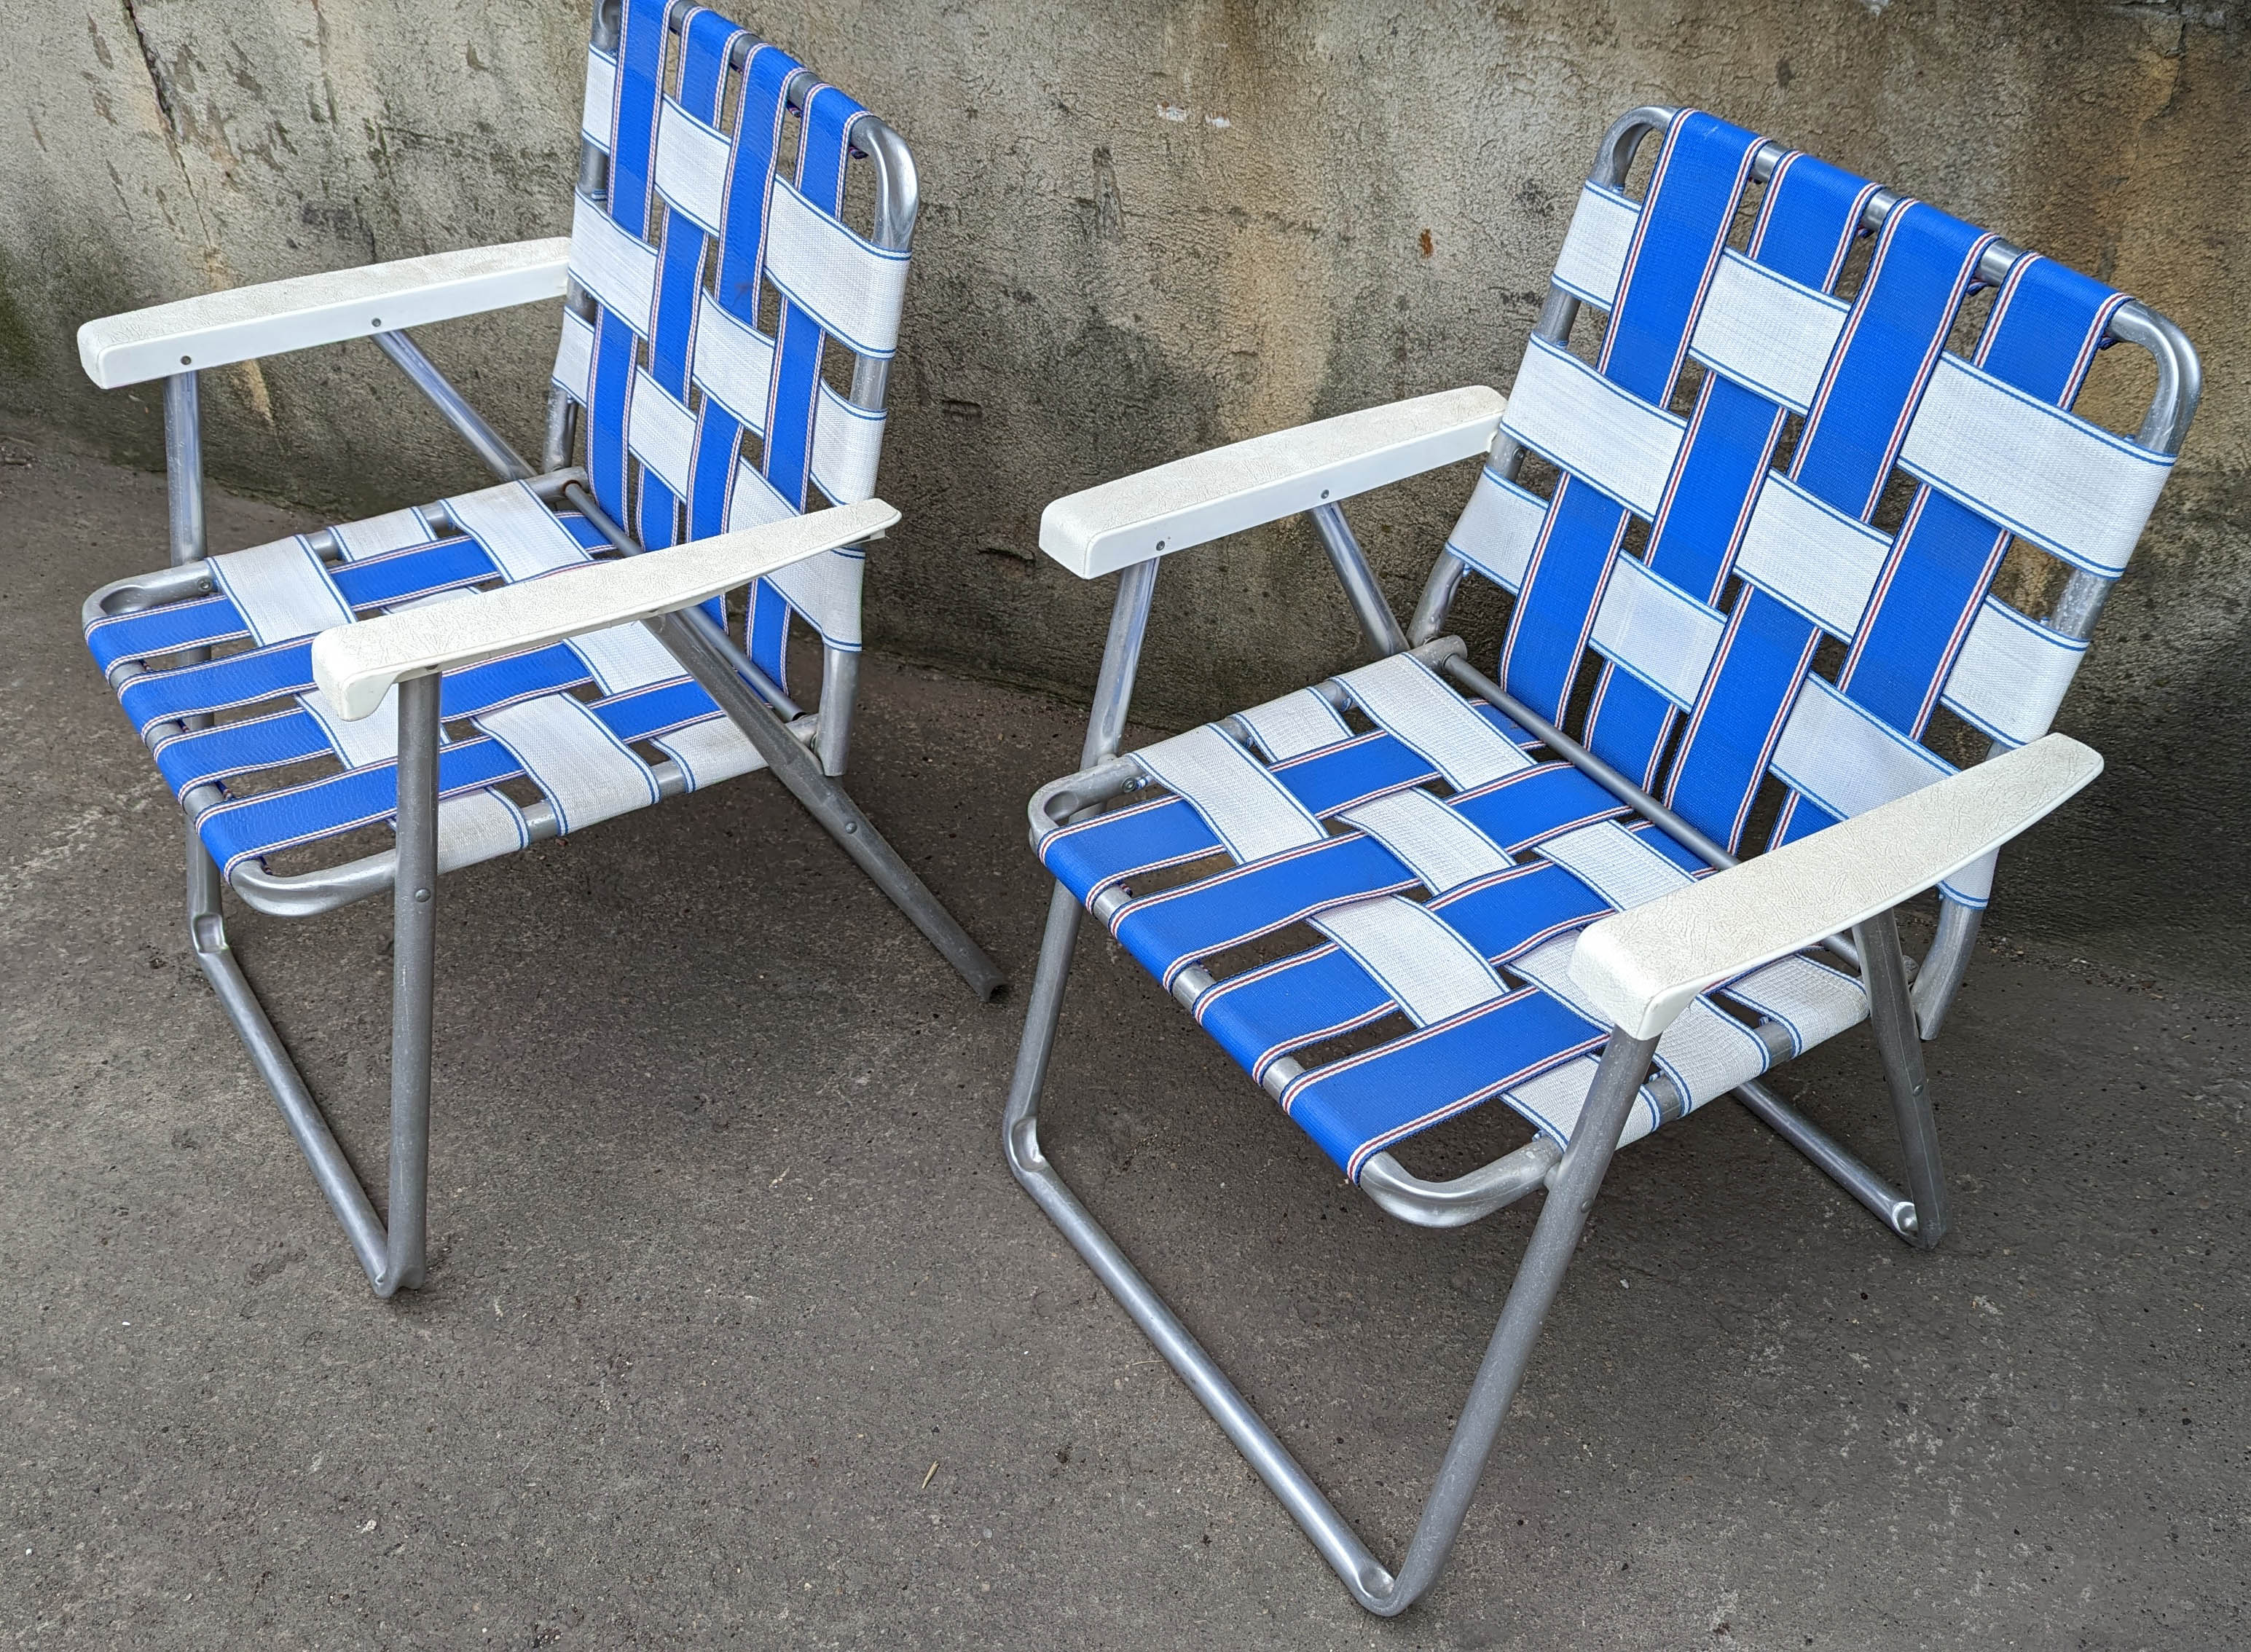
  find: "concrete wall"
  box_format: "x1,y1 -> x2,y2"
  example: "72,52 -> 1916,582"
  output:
2,0 -> 2246,979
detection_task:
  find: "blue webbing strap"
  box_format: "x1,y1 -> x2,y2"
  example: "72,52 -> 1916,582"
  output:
635,7 -> 742,551
1772,254 -> 2125,849
1582,153 -> 1875,787
197,677 -> 731,878
1665,199 -> 1992,850
743,83 -> 870,691
584,0 -> 670,528
685,41 -> 798,547
1497,111 -> 1764,725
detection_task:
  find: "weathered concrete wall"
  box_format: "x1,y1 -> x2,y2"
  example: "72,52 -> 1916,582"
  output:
1,1 -> 2246,978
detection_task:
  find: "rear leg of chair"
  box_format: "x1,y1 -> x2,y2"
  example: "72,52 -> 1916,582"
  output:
180,675 -> 444,1297
1003,878 -> 1659,1615
1732,904 -> 1950,1249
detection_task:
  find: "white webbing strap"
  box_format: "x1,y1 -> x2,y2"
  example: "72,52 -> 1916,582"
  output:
1511,934 -> 1767,1112
332,507 -> 433,562
436,789 -> 530,873
551,307 -> 595,404
763,178 -> 910,358
691,291 -> 775,433
444,481 -> 593,581
1718,953 -> 1866,1055
1899,352 -> 2172,577
476,693 -> 658,835
1338,786 -> 1512,895
1235,688 -> 1351,762
211,537 -> 353,646
1335,652 -> 1535,791
1445,466 -> 1548,594
727,459 -> 796,532
1551,183 -> 1638,310
653,715 -> 767,790
627,367 -> 697,498
1938,598 -> 2086,747
1133,724 -> 1327,865
569,191 -> 659,332
1501,335 -> 1686,519
302,683 -> 401,770
1504,1054 -> 1659,1148
1535,820 -> 1697,910
580,48 -> 617,151
1731,471 -> 1890,638
810,383 -> 886,505
763,547 -> 865,648
652,97 -> 728,234
567,619 -> 686,695
1767,676 -> 1952,825
1311,896 -> 1505,1028
1688,248 -> 1849,414
1588,553 -> 1726,710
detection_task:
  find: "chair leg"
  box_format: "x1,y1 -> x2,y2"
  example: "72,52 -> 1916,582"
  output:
1731,904 -> 1952,1249
176,676 -> 447,1297
380,672 -> 443,1294
1003,878 -> 1659,1615
553,481 -> 1007,1003
185,823 -> 398,1290
1854,905 -> 1950,1249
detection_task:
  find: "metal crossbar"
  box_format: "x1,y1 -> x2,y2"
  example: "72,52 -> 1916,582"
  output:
1003,103 -> 2201,1613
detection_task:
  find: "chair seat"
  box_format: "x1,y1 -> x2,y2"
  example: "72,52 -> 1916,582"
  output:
1037,650 -> 1869,1180
86,476 -> 771,884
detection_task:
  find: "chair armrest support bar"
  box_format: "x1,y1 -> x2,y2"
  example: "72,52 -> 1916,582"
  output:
374,329 -> 533,481
1037,387 -> 1504,578
1571,734 -> 2102,1039
310,500 -> 898,719
78,238 -> 572,389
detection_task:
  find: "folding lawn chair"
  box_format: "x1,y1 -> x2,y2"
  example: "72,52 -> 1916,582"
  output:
74,0 -> 1002,1297
1004,107 -> 2200,1612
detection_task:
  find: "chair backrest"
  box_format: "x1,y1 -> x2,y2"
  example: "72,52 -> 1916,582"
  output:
1435,108 -> 2194,908
555,0 -> 913,689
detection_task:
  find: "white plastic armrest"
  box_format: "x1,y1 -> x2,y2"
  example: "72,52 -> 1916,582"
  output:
1571,734 -> 2104,1039
310,499 -> 898,720
1036,385 -> 1505,579
77,238 -> 573,390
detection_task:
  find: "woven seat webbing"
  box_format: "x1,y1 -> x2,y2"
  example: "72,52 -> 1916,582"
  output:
1042,660 -> 1866,1179
90,482 -> 766,878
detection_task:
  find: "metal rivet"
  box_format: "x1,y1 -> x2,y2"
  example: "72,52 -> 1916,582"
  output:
414,888 -> 431,902
844,821 -> 858,835
370,317 -> 382,328
1155,540 -> 1166,552
1320,488 -> 1329,499
179,355 -> 192,366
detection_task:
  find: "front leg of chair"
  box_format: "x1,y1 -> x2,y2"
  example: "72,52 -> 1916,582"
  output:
377,671 -> 444,1296
1854,905 -> 1950,1250
814,642 -> 860,776
1380,1026 -> 1660,1610
182,816 -> 391,1283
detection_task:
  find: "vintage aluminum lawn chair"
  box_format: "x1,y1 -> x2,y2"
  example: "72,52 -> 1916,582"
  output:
1005,108 -> 2200,1612
75,0 -> 1001,1297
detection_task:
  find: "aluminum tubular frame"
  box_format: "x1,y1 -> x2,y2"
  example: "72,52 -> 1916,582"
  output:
125,4 -> 1001,1297
1003,106 -> 2201,1610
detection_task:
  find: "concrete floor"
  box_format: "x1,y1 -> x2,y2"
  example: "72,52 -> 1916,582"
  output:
2,426 -> 2244,1651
